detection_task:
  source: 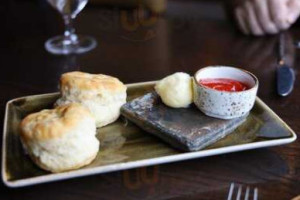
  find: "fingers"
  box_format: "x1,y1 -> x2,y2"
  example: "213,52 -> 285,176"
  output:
269,0 -> 290,30
234,1 -> 265,36
235,7 -> 250,35
244,1 -> 264,36
253,0 -> 278,34
234,0 -> 300,36
287,0 -> 300,24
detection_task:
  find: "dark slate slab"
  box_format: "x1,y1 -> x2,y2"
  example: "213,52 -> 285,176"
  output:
121,92 -> 248,152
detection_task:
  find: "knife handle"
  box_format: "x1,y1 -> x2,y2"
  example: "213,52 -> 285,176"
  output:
278,33 -> 285,65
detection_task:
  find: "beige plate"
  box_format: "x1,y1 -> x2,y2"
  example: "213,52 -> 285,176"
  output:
1,81 -> 297,187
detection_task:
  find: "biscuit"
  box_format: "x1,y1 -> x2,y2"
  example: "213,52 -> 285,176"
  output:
55,71 -> 127,127
20,103 -> 99,173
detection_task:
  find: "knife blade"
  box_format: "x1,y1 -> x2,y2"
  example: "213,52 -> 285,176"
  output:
277,33 -> 295,96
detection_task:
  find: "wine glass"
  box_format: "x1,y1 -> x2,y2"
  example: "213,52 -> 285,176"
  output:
45,0 -> 97,55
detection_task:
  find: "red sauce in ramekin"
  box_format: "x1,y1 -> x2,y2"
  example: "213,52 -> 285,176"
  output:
199,78 -> 249,92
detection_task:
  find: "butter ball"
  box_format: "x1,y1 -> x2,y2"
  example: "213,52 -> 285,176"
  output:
155,72 -> 193,108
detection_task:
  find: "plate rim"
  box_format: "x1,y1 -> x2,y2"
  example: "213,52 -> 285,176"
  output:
2,81 -> 297,188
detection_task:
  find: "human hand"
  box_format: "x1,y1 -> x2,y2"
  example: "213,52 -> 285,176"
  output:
234,0 -> 300,36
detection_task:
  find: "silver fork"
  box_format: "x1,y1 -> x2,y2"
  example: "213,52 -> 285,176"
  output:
227,183 -> 258,200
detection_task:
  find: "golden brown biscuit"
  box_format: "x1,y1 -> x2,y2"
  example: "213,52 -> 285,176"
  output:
20,103 -> 99,173
56,71 -> 127,127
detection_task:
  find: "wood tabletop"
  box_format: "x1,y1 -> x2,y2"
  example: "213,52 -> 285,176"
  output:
1,0 -> 300,199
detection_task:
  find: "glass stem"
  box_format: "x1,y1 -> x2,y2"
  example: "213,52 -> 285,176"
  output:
63,15 -> 77,45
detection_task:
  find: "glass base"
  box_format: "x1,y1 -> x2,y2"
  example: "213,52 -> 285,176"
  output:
45,35 -> 97,55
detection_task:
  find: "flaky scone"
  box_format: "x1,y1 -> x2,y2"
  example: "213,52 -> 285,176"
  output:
55,71 -> 127,127
20,103 -> 99,173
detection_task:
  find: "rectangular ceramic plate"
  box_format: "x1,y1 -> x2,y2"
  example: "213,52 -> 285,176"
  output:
2,81 -> 297,187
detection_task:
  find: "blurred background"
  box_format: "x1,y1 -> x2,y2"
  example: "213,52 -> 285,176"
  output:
0,0 -> 299,98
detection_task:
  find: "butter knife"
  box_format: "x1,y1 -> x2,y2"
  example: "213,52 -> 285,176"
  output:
277,33 -> 295,96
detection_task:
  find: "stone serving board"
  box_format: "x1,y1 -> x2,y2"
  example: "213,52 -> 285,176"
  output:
2,81 -> 296,187
121,92 -> 248,151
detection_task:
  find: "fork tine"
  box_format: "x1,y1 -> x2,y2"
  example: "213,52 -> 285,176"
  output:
244,186 -> 250,200
253,188 -> 258,200
236,185 -> 242,200
227,183 -> 235,200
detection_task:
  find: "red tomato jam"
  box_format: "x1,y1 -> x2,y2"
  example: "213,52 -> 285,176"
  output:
199,78 -> 249,92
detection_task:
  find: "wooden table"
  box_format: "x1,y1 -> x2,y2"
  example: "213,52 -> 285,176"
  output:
1,0 -> 300,199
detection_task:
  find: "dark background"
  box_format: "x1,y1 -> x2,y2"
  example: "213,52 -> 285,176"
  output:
0,0 -> 300,199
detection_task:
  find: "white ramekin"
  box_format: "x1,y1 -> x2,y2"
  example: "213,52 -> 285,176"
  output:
193,66 -> 259,119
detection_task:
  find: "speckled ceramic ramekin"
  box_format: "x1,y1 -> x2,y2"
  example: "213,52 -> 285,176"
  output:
193,66 -> 259,119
